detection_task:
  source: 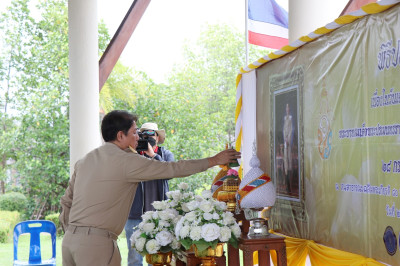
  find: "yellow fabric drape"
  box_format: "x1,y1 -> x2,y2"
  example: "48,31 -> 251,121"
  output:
251,232 -> 385,266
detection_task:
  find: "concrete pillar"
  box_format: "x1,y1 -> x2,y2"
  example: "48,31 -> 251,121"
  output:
68,0 -> 101,175
289,0 -> 349,42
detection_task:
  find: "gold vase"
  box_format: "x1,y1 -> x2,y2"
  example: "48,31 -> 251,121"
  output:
145,251 -> 172,266
193,243 -> 224,266
217,177 -> 240,212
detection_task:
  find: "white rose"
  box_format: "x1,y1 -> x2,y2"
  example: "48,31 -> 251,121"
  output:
132,237 -> 146,252
171,191 -> 182,201
189,226 -> 202,241
146,239 -> 161,254
199,201 -> 214,213
201,190 -> 213,199
152,211 -> 159,219
168,200 -> 177,207
195,195 -> 203,201
158,220 -> 170,228
142,211 -> 154,221
219,226 -> 231,242
222,212 -> 235,225
155,231 -> 173,246
185,211 -> 197,222
142,222 -> 155,233
171,238 -> 181,249
152,201 -> 168,210
166,191 -> 173,198
158,210 -> 170,221
203,212 -> 213,221
181,203 -> 190,213
212,212 -> 220,220
215,201 -> 227,211
186,200 -> 200,211
231,223 -> 241,238
222,211 -> 233,219
175,217 -> 184,238
131,229 -> 142,242
180,225 -> 190,238
166,208 -> 179,217
178,182 -> 189,190
201,223 -> 220,242
191,219 -> 200,226
173,216 -> 182,224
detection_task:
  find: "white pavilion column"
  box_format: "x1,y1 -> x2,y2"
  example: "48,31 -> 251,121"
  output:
68,0 -> 101,175
288,0 -> 349,42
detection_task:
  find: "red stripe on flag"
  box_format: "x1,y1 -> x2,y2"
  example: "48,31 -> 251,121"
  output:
248,31 -> 288,50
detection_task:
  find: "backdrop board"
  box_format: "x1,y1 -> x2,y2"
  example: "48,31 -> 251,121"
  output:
254,4 -> 400,264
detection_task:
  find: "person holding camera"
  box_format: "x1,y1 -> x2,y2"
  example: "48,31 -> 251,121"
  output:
124,122 -> 174,266
59,110 -> 240,266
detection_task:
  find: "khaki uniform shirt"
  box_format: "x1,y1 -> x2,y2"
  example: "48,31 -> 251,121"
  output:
59,142 -> 208,236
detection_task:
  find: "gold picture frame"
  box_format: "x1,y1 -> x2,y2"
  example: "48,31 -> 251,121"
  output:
270,66 -> 306,221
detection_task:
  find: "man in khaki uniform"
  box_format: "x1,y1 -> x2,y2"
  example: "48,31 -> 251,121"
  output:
59,110 -> 240,266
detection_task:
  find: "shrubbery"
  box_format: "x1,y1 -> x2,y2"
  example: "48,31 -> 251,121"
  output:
45,213 -> 63,236
0,210 -> 21,243
0,192 -> 27,213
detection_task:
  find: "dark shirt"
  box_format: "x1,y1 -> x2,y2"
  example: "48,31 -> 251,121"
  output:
127,146 -> 175,219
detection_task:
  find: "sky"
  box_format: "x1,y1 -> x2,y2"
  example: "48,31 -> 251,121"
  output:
0,0 -> 289,83
97,0 -> 287,83
0,0 -> 354,84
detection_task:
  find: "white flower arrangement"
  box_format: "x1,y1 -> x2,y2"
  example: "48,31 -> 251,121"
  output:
175,189 -> 241,253
165,182 -> 197,215
131,183 -> 241,256
131,182 -> 194,255
130,206 -> 181,255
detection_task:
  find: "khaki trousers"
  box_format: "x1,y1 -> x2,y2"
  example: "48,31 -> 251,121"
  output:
62,226 -> 121,266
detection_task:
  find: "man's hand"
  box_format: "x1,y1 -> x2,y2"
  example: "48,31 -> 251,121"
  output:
208,149 -> 241,167
144,142 -> 156,158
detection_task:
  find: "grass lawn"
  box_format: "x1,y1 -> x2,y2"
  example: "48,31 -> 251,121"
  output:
0,232 -> 139,265
0,233 -> 244,265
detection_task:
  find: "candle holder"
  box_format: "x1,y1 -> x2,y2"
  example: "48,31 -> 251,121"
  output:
244,207 -> 272,236
217,176 -> 240,212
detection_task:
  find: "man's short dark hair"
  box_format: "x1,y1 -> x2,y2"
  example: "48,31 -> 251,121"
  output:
101,110 -> 138,142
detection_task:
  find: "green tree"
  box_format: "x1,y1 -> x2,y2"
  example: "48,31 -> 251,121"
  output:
164,24 -> 246,190
0,0 -> 113,218
121,23 -> 266,192
0,0 -> 34,195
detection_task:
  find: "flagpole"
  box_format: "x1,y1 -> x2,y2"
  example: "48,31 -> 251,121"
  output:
245,0 -> 249,66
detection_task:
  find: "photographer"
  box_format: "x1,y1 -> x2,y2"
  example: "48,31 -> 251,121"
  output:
124,122 -> 174,266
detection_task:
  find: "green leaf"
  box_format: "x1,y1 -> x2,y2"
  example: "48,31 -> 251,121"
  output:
228,233 -> 238,249
159,246 -> 173,253
193,239 -> 216,253
180,238 -> 193,250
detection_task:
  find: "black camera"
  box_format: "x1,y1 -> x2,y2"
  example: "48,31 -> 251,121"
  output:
136,139 -> 148,152
136,131 -> 157,152
136,132 -> 149,152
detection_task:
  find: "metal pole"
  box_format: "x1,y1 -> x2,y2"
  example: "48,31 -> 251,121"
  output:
245,0 -> 249,66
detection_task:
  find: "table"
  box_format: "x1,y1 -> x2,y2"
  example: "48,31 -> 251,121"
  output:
227,211 -> 287,266
176,211 -> 287,265
238,234 -> 287,266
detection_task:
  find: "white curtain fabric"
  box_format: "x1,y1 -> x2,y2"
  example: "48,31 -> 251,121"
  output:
240,70 -> 257,177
